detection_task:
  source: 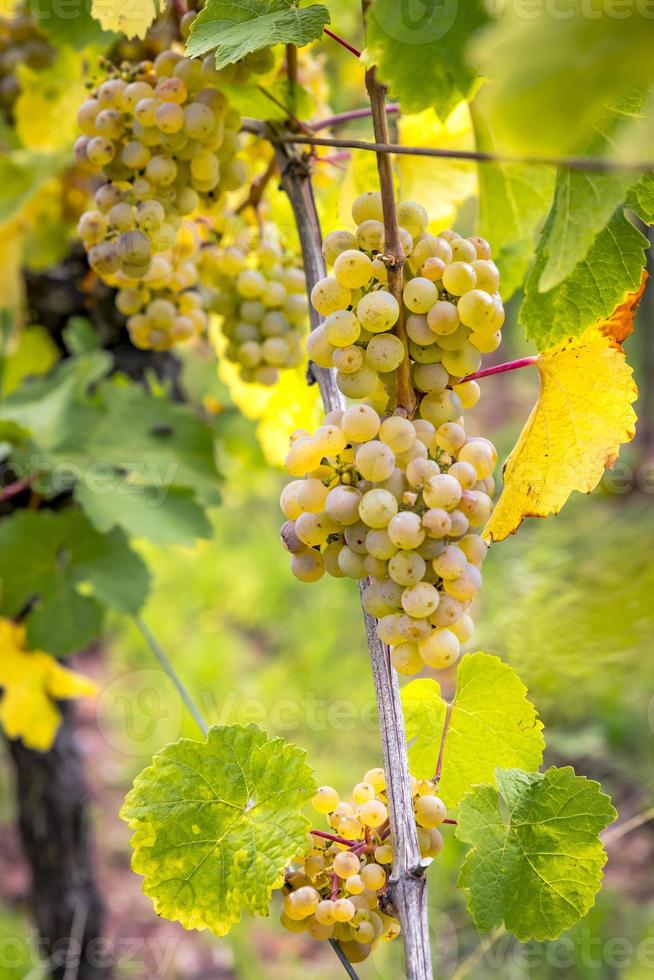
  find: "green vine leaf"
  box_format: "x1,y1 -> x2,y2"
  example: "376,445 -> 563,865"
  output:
0,509 -> 150,655
121,724 -> 316,936
457,766 -> 617,941
186,0 -> 330,67
521,210 -> 648,351
402,653 -> 544,807
365,0 -> 489,119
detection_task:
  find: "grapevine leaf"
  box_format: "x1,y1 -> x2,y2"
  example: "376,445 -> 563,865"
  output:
0,325 -> 60,396
24,0 -> 118,49
186,0 -> 330,67
471,104 -> 555,300
121,724 -> 316,936
0,150 -> 68,226
75,483 -> 213,547
402,653 -> 544,807
219,79 -> 316,124
0,509 -> 150,654
521,211 -> 648,351
14,47 -> 91,152
485,284 -> 643,543
90,0 -> 162,40
365,0 -> 489,119
627,172 -> 654,223
456,766 -> 617,941
469,5 -> 654,156
537,98 -> 650,293
0,618 -> 96,752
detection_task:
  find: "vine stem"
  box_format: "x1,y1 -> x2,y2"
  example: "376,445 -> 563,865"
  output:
323,27 -> 362,59
362,7 -> 416,418
311,104 -> 401,132
272,134 -> 654,174
460,356 -> 539,384
272,129 -> 433,980
434,702 -> 453,784
0,473 -> 37,502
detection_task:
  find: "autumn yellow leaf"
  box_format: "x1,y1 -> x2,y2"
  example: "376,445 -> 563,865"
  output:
212,320 -> 321,467
485,282 -> 643,542
397,103 -> 477,230
0,618 -> 96,752
91,0 -> 160,39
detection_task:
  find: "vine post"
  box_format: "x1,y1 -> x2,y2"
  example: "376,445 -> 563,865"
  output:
272,91 -> 434,980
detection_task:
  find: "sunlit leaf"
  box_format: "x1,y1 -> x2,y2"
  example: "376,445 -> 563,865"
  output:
486,283 -> 644,542
457,767 -> 616,941
0,618 -> 96,752
121,724 -> 316,935
402,653 -> 543,807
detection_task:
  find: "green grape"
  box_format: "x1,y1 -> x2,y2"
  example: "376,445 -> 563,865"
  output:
356,291 -> 399,333
419,389 -> 463,427
355,440 -> 395,481
352,191 -> 384,224
412,362 -> 448,394
333,249 -> 374,289
337,364 -> 378,398
365,333 -> 404,372
356,219 -> 384,252
87,136 -> 115,167
359,489 -> 399,529
311,276 -> 351,315
323,309 -> 360,347
442,261 -> 476,295
441,343 -> 482,378
156,101 -> 184,133
457,288 -> 495,330
333,345 -> 364,374
323,229 -> 358,265
341,404 -> 380,442
418,628 -> 460,668
426,300 -> 459,336
396,200 -> 428,238
403,276 -> 438,314
387,512 -> 425,550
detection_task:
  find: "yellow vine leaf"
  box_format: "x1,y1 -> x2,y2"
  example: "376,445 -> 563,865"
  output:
213,323 -> 321,467
91,0 -> 160,39
485,279 -> 644,542
0,618 -> 96,752
397,104 -> 477,230
15,48 -> 91,151
0,218 -> 25,315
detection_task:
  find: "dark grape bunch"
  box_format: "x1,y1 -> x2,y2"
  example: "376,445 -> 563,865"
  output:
280,768 -> 448,963
0,11 -> 55,118
201,239 -> 309,385
75,50 -> 249,351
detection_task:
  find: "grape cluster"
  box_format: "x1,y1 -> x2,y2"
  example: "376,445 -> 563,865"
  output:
280,405 -> 495,674
75,51 -> 248,350
309,193 -> 504,409
0,12 -> 55,118
281,768 -> 447,963
202,239 -> 309,385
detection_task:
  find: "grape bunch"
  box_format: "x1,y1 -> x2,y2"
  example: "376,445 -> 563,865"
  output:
309,192 -> 504,409
280,404 -> 495,674
280,767 -> 448,963
75,50 -> 248,350
202,239 -> 309,385
0,11 -> 55,119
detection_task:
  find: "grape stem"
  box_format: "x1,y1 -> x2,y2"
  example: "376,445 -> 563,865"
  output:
311,829 -> 358,847
460,356 -> 539,384
235,155 -> 277,216
323,27 -> 362,59
362,4 -> 416,419
0,473 -> 37,502
434,701 -> 453,784
271,124 -> 433,980
311,104 -> 401,133
269,134 -> 654,174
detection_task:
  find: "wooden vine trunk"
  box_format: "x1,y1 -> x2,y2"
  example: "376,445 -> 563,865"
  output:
6,701 -> 111,979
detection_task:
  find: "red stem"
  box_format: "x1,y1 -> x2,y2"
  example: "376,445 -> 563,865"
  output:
312,104 -> 400,133
0,474 -> 37,502
323,27 -> 362,58
310,829 -> 357,847
442,819 -> 458,826
460,356 -> 539,384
